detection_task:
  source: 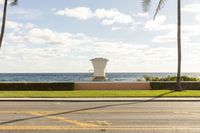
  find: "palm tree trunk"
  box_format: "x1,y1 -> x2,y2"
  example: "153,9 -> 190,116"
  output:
176,0 -> 182,90
0,0 -> 8,49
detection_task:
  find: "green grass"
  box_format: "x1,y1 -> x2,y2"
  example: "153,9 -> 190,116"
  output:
0,90 -> 200,98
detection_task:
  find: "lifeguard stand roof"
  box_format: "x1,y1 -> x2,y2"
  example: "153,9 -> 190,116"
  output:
90,58 -> 109,61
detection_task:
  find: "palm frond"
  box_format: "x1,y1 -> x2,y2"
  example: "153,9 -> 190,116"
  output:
142,0 -> 151,12
10,0 -> 18,6
153,0 -> 167,20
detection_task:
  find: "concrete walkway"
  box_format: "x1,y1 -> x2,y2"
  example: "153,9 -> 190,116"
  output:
0,97 -> 200,102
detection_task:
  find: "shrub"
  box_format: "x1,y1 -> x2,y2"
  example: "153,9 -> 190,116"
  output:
0,82 -> 74,91
150,82 -> 200,90
144,75 -> 200,81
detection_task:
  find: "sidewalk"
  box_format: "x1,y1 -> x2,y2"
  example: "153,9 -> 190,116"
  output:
0,98 -> 200,102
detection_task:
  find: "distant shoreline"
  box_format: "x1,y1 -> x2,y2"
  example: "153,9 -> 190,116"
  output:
0,73 -> 200,82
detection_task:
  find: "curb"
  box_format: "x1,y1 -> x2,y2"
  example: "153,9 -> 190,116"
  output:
0,98 -> 200,102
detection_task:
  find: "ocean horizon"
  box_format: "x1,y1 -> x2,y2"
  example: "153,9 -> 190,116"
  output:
0,73 -> 200,82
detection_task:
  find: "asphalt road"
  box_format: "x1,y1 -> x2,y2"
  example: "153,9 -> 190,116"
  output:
0,101 -> 200,133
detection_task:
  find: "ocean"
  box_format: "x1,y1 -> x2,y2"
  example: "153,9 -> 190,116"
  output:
0,73 -> 200,82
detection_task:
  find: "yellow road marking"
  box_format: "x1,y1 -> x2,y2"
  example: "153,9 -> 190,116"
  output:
0,126 -> 199,130
27,112 -> 99,128
88,120 -> 112,126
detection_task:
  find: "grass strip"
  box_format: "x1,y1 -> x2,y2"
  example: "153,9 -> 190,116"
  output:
0,90 -> 200,98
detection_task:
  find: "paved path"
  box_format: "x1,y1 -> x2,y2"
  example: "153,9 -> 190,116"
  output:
0,101 -> 200,132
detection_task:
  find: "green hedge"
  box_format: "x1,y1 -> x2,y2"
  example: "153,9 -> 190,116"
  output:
150,82 -> 200,90
1,82 -> 200,91
144,75 -> 200,81
0,82 -> 74,91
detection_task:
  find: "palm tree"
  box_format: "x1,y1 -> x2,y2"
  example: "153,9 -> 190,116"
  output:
143,0 -> 182,90
0,0 -> 18,49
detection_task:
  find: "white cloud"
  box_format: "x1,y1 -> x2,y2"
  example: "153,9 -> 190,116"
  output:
95,8 -> 133,25
196,15 -> 200,22
2,24 -> 200,72
2,4 -> 200,73
0,0 -> 3,5
56,7 -> 133,26
0,24 -> 155,72
182,24 -> 200,37
2,27 -> 96,64
182,3 -> 200,14
6,21 -> 35,31
9,8 -> 43,20
111,27 -> 121,31
5,28 -> 95,47
151,23 -> 200,44
56,7 -> 94,20
145,15 -> 176,31
152,32 -> 190,44
133,12 -> 149,18
26,28 -> 95,46
144,13 -> 200,45
152,32 -> 176,44
0,18 -> 181,72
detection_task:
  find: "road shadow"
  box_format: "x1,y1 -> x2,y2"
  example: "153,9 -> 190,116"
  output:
0,90 -> 176,125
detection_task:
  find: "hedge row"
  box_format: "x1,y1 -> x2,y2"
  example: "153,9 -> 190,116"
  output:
0,82 -> 74,91
144,76 -> 200,81
150,82 -> 200,90
0,82 -> 200,91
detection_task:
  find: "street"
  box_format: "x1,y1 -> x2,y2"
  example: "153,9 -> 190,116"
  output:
0,101 -> 200,133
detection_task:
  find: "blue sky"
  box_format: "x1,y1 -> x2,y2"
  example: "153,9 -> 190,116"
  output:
0,0 -> 200,73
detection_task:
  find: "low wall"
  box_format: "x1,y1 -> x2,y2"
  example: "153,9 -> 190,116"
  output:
0,82 -> 200,90
0,82 -> 151,90
74,82 -> 151,90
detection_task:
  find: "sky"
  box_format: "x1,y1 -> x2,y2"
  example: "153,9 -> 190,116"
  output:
0,0 -> 200,73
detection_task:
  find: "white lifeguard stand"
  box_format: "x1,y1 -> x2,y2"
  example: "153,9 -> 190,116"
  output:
90,58 -> 108,81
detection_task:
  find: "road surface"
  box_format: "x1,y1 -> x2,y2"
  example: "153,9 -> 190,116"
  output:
0,101 -> 200,133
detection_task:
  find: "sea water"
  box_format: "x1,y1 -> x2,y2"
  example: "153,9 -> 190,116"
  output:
0,73 -> 200,82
